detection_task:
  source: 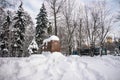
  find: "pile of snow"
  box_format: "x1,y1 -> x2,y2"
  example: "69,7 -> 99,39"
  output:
49,35 -> 59,41
0,53 -> 120,80
43,35 -> 59,44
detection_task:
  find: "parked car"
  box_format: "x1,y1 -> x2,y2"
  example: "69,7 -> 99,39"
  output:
94,47 -> 107,55
72,50 -> 79,55
114,48 -> 120,56
94,47 -> 100,55
80,48 -> 90,55
79,47 -> 107,56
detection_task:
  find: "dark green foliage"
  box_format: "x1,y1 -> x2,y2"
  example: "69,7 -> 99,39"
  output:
0,0 -> 15,8
36,3 -> 48,46
0,7 -> 6,33
47,22 -> 52,35
0,2 -> 34,57
11,3 -> 26,57
0,11 -> 11,57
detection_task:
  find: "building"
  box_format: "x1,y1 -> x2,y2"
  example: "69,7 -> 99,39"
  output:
106,36 -> 113,43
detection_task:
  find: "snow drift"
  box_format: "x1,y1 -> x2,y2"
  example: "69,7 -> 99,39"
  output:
0,52 -> 120,80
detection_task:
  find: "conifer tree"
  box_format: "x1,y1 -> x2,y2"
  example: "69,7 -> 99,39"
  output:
35,3 -> 48,47
10,2 -> 26,57
0,0 -> 15,8
0,11 -> 11,57
47,22 -> 52,36
0,7 -> 6,35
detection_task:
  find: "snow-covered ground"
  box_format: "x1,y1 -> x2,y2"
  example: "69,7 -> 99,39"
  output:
0,52 -> 120,80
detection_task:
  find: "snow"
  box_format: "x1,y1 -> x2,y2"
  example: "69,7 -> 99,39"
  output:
0,53 -> 120,80
3,48 -> 8,52
43,35 -> 59,44
14,43 -> 18,47
49,35 -> 59,41
28,38 -> 39,54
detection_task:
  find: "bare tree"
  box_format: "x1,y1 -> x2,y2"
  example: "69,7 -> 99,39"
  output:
75,6 -> 87,55
84,5 -> 100,47
62,0 -> 77,55
116,1 -> 120,38
46,0 -> 66,36
95,1 -> 113,47
83,1 -> 113,56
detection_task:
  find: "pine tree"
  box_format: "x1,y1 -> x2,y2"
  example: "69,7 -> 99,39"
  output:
0,11 -> 11,57
0,8 -> 5,56
24,14 -> 35,56
35,3 -> 48,47
28,38 -> 39,55
0,7 -> 6,34
10,2 -> 26,57
47,22 -> 52,36
0,0 -> 15,8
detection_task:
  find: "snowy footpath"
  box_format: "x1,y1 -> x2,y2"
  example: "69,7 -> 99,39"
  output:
0,52 -> 120,80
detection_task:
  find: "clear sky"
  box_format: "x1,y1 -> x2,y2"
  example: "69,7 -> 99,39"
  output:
19,0 -> 119,37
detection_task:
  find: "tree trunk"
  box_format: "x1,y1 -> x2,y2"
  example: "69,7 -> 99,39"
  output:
68,46 -> 71,55
54,9 -> 57,36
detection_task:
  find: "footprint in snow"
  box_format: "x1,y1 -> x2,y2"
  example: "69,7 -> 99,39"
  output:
76,61 -> 105,80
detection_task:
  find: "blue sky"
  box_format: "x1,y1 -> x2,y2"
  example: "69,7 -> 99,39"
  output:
20,0 -> 119,37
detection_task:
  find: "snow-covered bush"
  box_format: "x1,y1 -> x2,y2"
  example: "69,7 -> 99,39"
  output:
28,38 -> 39,55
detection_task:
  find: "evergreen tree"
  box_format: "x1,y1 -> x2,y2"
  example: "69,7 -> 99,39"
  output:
35,3 -> 48,47
10,2 -> 26,57
24,14 -> 35,56
47,22 -> 52,36
28,38 -> 39,55
119,39 -> 120,50
0,0 -> 15,8
0,7 -> 6,34
0,11 -> 11,57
